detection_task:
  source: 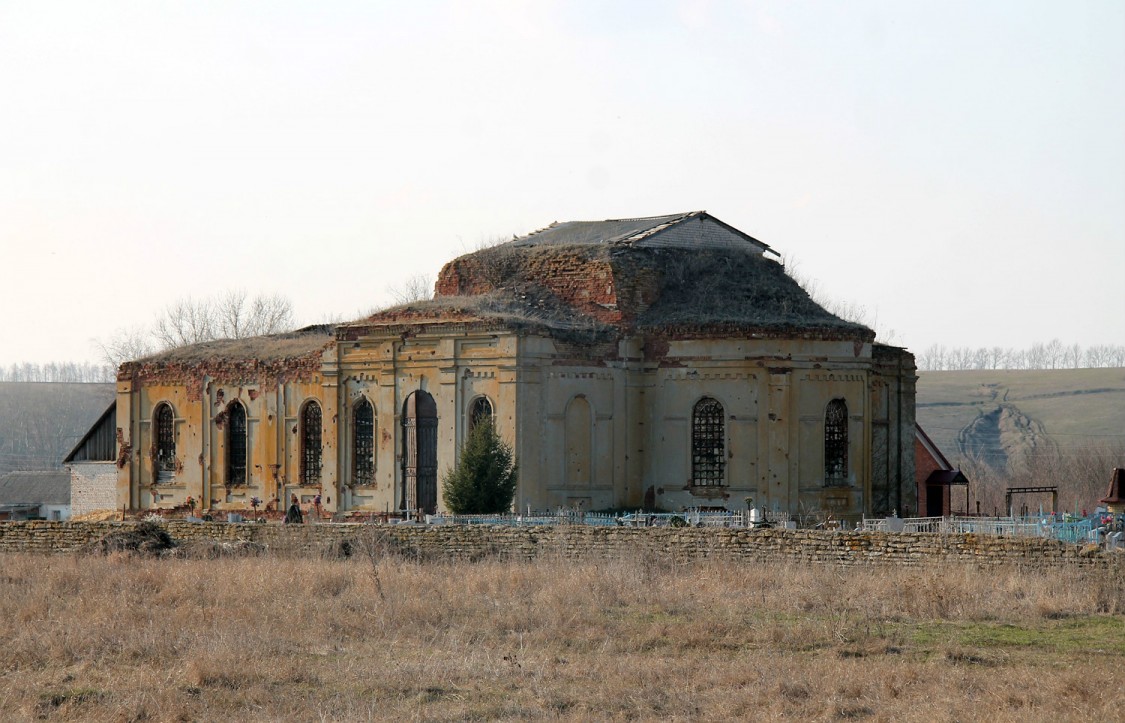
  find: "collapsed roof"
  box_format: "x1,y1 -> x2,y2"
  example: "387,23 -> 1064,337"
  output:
121,212 -> 873,377
351,212 -> 871,342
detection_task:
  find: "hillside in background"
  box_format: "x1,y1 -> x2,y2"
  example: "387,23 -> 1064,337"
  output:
916,368 -> 1125,512
0,382 -> 115,475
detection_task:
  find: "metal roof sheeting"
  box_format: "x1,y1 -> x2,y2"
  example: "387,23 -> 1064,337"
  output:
0,470 -> 71,505
508,211 -> 773,254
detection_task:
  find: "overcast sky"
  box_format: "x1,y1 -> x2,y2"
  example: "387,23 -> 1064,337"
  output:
2,0 -> 1122,367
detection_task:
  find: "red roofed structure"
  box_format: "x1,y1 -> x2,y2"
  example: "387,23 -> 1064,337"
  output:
1099,468 -> 1125,513
915,424 -> 969,517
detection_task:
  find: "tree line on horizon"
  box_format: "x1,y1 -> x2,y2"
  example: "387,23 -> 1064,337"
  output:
0,361 -> 114,384
915,340 -> 1125,371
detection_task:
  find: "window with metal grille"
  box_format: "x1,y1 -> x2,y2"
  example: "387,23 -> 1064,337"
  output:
301,401 -> 322,485
226,401 -> 247,486
691,397 -> 725,486
154,403 -> 176,483
468,396 -> 493,435
353,398 -> 374,486
824,399 -> 848,486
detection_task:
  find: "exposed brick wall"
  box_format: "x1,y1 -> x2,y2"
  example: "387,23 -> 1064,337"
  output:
435,246 -> 630,326
0,521 -> 1115,569
915,436 -> 948,515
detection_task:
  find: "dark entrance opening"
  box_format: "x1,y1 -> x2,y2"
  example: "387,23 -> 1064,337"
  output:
926,484 -> 944,517
402,390 -> 438,515
226,401 -> 247,486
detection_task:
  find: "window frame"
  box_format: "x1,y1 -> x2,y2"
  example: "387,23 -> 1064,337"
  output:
467,395 -> 493,435
226,400 -> 248,487
352,396 -> 375,486
690,396 -> 726,488
824,398 -> 849,487
300,400 -> 323,486
154,402 -> 176,484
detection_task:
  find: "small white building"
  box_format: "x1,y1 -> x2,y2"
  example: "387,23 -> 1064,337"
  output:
0,470 -> 71,520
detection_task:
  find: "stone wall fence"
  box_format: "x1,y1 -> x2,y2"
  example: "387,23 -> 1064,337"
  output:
0,521 -> 1119,569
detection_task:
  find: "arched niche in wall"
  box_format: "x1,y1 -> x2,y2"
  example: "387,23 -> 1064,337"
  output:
565,395 -> 592,489
467,395 -> 493,436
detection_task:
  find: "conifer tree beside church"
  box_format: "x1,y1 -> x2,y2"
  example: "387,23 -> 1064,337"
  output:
442,419 -> 518,514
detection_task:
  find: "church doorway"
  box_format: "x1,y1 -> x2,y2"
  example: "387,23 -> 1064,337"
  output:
925,484 -> 944,517
402,390 -> 438,515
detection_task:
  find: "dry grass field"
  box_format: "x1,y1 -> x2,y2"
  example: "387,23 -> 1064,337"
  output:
1,542 -> 1123,722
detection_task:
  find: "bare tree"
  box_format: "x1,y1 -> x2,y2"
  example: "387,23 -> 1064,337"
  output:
1065,343 -> 1083,369
96,324 -> 157,369
95,290 -> 296,367
153,297 -> 217,349
1109,345 -> 1125,367
215,290 -> 294,339
1044,339 -> 1064,369
918,344 -> 947,371
1085,345 -> 1112,368
387,274 -> 434,305
971,347 -> 989,370
151,291 -> 294,349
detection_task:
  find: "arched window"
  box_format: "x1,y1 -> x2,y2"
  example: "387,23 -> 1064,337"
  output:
824,399 -> 848,487
468,396 -> 493,435
154,403 -> 176,483
226,401 -> 248,486
691,397 -> 725,487
301,401 -> 322,485
353,397 -> 375,486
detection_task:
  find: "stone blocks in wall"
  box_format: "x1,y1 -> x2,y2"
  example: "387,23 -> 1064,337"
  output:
0,521 -> 1116,569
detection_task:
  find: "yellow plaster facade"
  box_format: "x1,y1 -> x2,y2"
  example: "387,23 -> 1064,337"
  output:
113,212 -> 917,521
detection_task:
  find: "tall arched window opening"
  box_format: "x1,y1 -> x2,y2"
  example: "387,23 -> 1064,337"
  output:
402,390 -> 438,514
154,403 -> 176,483
468,396 -> 493,435
824,399 -> 848,487
226,401 -> 248,486
691,397 -> 725,487
353,398 -> 375,486
301,401 -> 322,485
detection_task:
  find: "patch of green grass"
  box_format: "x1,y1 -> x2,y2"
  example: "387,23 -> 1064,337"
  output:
908,615 -> 1125,655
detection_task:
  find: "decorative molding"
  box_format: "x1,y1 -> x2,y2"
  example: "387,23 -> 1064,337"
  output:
665,371 -> 758,381
804,373 -> 865,382
549,371 -> 615,380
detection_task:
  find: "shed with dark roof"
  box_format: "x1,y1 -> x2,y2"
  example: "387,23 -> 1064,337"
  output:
0,470 -> 71,520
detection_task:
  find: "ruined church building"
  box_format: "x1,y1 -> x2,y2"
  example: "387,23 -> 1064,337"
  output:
110,212 -> 916,521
